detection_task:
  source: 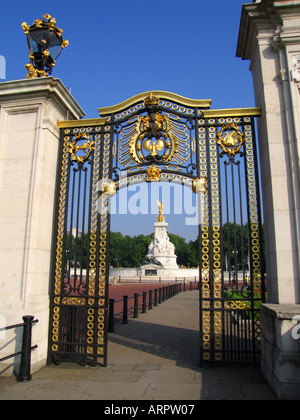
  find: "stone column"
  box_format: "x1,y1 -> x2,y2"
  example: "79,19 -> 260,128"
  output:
237,0 -> 300,399
0,77 -> 85,375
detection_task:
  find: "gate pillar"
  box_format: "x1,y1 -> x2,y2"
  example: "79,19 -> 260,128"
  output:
0,77 -> 84,375
237,0 -> 300,399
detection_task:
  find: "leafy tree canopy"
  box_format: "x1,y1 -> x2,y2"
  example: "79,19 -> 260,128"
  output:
64,222 -> 264,271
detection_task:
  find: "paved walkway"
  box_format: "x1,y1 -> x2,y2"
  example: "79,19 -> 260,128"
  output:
0,290 -> 276,400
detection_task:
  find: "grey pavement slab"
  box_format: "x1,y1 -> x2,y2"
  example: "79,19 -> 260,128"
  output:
0,290 -> 277,400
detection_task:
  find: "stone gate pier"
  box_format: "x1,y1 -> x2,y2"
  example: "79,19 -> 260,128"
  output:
237,0 -> 300,399
0,78 -> 84,375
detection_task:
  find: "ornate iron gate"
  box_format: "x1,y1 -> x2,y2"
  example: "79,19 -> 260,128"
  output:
48,91 -> 264,366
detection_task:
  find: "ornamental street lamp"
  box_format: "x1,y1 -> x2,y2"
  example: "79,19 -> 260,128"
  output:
22,14 -> 69,78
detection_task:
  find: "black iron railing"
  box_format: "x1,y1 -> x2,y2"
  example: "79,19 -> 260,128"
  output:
108,282 -> 199,332
0,316 -> 38,382
112,276 -> 199,284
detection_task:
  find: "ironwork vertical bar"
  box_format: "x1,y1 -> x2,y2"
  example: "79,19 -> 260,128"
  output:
79,167 -> 88,280
74,166 -> 82,290
206,121 -> 215,364
85,131 -> 96,364
251,117 -> 265,300
48,127 -> 65,365
224,162 -> 231,286
133,293 -> 139,318
17,316 -> 35,382
108,299 -> 115,332
194,108 -> 201,178
122,296 -> 128,324
195,109 -> 204,367
242,136 -> 255,362
237,162 -> 246,283
217,143 -> 226,365
68,166 -> 76,291
198,116 -> 206,366
102,118 -> 115,368
149,290 -> 153,310
243,118 -> 261,362
250,117 -> 265,363
64,153 -> 72,296
142,292 -> 147,313
238,309 -> 241,363
231,160 -> 238,289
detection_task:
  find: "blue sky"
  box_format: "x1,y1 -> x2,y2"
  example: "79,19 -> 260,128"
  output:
1,0 -> 255,241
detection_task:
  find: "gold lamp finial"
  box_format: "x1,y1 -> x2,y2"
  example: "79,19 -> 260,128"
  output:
22,14 -> 69,78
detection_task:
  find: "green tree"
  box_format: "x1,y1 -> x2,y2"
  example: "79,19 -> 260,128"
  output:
64,222 -> 264,273
168,233 -> 189,266
109,232 -> 152,267
109,232 -> 124,267
221,222 -> 250,270
187,237 -> 199,268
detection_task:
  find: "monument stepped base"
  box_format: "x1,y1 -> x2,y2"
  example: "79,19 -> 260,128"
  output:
109,267 -> 199,282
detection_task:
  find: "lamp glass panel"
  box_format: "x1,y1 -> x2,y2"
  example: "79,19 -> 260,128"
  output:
29,29 -> 51,53
49,32 -> 62,60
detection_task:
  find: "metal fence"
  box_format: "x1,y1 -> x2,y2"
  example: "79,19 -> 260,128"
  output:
0,316 -> 38,382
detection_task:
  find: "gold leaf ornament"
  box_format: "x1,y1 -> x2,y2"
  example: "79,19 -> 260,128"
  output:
216,123 -> 245,156
69,133 -> 94,163
192,177 -> 207,194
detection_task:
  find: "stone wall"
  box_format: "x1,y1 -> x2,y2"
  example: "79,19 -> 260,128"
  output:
261,304 -> 300,399
0,78 -> 84,375
237,0 -> 300,399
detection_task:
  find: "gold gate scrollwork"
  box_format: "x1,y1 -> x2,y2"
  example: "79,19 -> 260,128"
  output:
119,94 -> 190,167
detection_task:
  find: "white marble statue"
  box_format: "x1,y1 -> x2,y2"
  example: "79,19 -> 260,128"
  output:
146,199 -> 178,269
